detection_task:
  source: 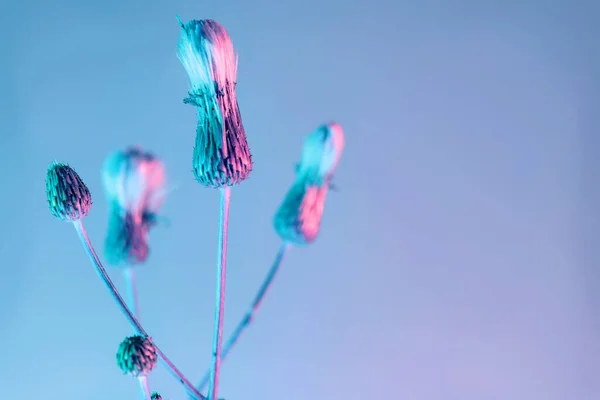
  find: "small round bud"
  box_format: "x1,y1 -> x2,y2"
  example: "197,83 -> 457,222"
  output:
46,162 -> 92,221
116,335 -> 157,377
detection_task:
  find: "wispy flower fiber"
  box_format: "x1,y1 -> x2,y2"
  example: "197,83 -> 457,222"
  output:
102,146 -> 165,218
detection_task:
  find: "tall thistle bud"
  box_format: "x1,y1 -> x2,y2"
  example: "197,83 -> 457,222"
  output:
116,335 -> 158,377
274,122 -> 345,245
101,147 -> 165,266
176,18 -> 252,188
46,162 -> 92,222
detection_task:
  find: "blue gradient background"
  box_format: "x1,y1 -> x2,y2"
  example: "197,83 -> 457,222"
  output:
0,1 -> 598,399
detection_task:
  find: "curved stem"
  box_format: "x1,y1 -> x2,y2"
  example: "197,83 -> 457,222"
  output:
137,376 -> 152,400
207,187 -> 231,400
72,220 -> 206,400
196,242 -> 290,392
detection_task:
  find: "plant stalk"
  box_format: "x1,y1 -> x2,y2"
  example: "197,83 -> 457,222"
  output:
207,187 -> 231,400
72,219 -> 206,400
197,242 -> 290,392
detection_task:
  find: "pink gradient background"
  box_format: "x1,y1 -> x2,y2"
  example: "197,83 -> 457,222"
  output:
0,1 -> 598,400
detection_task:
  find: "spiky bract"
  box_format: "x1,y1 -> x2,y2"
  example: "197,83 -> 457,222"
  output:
46,162 -> 92,221
116,335 -> 157,377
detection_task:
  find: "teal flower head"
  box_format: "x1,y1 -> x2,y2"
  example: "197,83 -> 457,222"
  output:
177,18 -> 252,188
151,393 -> 162,400
46,162 -> 92,222
116,335 -> 157,377
274,122 -> 345,245
102,146 -> 165,266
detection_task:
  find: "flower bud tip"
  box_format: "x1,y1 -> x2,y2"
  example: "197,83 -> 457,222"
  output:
46,162 -> 92,222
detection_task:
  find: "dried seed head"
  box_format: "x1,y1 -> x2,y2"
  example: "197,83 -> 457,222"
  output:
177,18 -> 252,188
101,146 -> 166,217
116,335 -> 157,377
273,122 -> 345,245
102,146 -> 164,267
151,393 -> 162,400
46,162 -> 92,222
273,181 -> 329,246
297,122 -> 345,186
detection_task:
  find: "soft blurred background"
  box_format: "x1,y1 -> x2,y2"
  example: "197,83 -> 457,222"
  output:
0,0 -> 598,399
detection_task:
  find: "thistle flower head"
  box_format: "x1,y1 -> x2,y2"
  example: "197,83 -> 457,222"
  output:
273,122 -> 344,245
101,146 -> 166,218
46,162 -> 92,221
297,122 -> 345,186
116,335 -> 157,377
177,17 -> 252,188
151,393 -> 162,400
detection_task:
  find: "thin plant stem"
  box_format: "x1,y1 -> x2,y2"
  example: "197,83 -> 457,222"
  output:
196,242 -> 290,392
123,267 -> 139,323
125,266 -> 152,392
207,187 -> 231,400
137,376 -> 152,400
72,219 -> 206,400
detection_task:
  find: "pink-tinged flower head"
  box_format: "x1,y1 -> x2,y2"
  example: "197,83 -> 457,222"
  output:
177,18 -> 252,188
101,147 -> 165,266
46,162 -> 92,222
101,146 -> 166,219
116,335 -> 157,377
297,122 -> 345,186
273,122 -> 345,245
